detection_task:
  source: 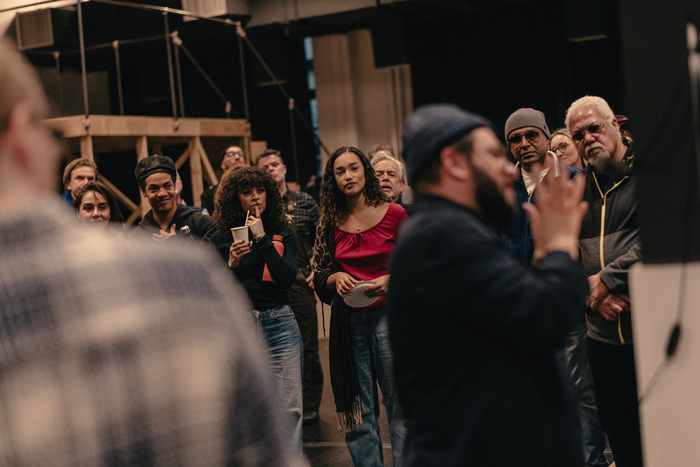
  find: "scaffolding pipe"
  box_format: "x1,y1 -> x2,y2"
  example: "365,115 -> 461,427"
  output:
236,23 -> 250,122
288,98 -> 300,183
112,41 -> 125,115
53,51 -> 65,115
163,11 -> 179,128
172,32 -> 186,118
240,32 -> 331,157
76,0 -> 90,128
178,40 -> 233,117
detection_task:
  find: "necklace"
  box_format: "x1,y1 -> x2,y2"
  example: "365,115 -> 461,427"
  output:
349,207 -> 370,232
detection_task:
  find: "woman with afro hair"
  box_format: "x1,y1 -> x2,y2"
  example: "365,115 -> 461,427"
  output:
210,166 -> 304,457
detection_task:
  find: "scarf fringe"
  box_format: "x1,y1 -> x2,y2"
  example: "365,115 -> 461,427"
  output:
335,395 -> 362,433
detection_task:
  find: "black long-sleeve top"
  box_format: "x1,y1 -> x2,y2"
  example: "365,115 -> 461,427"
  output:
211,225 -> 297,311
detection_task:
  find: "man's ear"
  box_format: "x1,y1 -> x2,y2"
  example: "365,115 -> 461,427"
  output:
439,146 -> 471,181
4,102 -> 34,173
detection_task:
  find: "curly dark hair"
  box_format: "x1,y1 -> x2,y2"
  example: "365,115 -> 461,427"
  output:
73,180 -> 124,225
320,146 -> 390,229
213,166 -> 286,234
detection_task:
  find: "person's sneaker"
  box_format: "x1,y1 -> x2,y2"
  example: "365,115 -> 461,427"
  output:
303,411 -> 319,425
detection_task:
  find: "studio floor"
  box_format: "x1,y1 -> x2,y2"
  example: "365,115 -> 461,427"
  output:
300,339 -> 615,467
302,338 -> 394,466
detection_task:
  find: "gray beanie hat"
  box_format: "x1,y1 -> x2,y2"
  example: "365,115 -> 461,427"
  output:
135,154 -> 176,184
504,108 -> 551,141
402,103 -> 494,183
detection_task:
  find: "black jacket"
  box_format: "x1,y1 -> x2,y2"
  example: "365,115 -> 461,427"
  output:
389,195 -> 588,467
135,204 -> 217,243
579,146 -> 641,345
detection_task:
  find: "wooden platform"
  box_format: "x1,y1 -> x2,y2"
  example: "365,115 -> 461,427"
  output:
45,115 -> 258,224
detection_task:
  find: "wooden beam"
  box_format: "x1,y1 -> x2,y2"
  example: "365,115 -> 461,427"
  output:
189,138 -> 205,208
136,136 -> 149,219
45,115 -> 249,138
126,210 -> 141,226
80,136 -> 94,160
43,115 -> 254,221
250,141 -> 268,163
97,174 -> 138,213
200,143 -> 218,186
174,148 -> 190,170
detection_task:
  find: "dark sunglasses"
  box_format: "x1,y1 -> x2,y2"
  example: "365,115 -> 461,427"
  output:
571,121 -> 608,143
507,130 -> 540,145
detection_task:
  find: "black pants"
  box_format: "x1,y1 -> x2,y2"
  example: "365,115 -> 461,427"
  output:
587,338 -> 644,467
289,271 -> 323,413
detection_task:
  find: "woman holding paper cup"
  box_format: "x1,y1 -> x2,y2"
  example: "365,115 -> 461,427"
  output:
311,146 -> 408,466
210,166 -> 304,456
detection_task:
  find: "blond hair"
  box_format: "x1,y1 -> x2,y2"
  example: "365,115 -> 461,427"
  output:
0,39 -> 49,133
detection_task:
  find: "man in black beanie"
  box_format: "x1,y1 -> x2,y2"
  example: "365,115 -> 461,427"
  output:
389,103 -> 590,466
134,154 -> 217,243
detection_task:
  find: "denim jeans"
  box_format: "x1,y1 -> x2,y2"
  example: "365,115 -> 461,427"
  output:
563,323 -> 608,466
254,304 -> 304,456
346,309 -> 407,467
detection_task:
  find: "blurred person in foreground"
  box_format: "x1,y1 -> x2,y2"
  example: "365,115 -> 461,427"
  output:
0,38 -> 304,467
389,103 -> 590,466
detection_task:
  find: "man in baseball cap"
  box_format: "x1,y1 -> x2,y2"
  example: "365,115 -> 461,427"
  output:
389,103 -> 589,466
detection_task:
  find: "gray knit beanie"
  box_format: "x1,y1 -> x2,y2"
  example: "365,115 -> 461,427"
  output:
504,108 -> 551,141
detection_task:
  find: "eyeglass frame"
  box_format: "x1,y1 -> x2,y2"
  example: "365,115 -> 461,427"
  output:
571,120 -> 609,143
551,141 -> 571,153
507,129 -> 542,146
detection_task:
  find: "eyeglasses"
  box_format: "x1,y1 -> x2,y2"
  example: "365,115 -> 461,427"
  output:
551,142 -> 570,153
571,121 -> 608,143
507,130 -> 541,146
225,150 -> 245,157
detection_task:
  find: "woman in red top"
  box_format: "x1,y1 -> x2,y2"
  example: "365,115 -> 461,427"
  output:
312,146 -> 408,466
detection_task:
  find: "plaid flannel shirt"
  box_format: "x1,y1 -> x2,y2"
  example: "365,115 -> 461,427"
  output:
0,198 -> 307,467
281,187 -> 318,257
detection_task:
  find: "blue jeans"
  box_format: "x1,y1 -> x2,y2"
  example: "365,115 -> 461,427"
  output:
564,323 -> 608,466
346,309 -> 407,467
255,304 -> 304,456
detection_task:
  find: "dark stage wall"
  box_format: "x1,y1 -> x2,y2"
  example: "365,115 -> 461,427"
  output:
405,0 -> 700,263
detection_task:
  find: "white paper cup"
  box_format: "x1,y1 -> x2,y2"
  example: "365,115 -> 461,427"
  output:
230,226 -> 249,243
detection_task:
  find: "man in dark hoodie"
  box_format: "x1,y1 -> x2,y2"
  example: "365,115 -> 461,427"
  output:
134,154 -> 217,242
